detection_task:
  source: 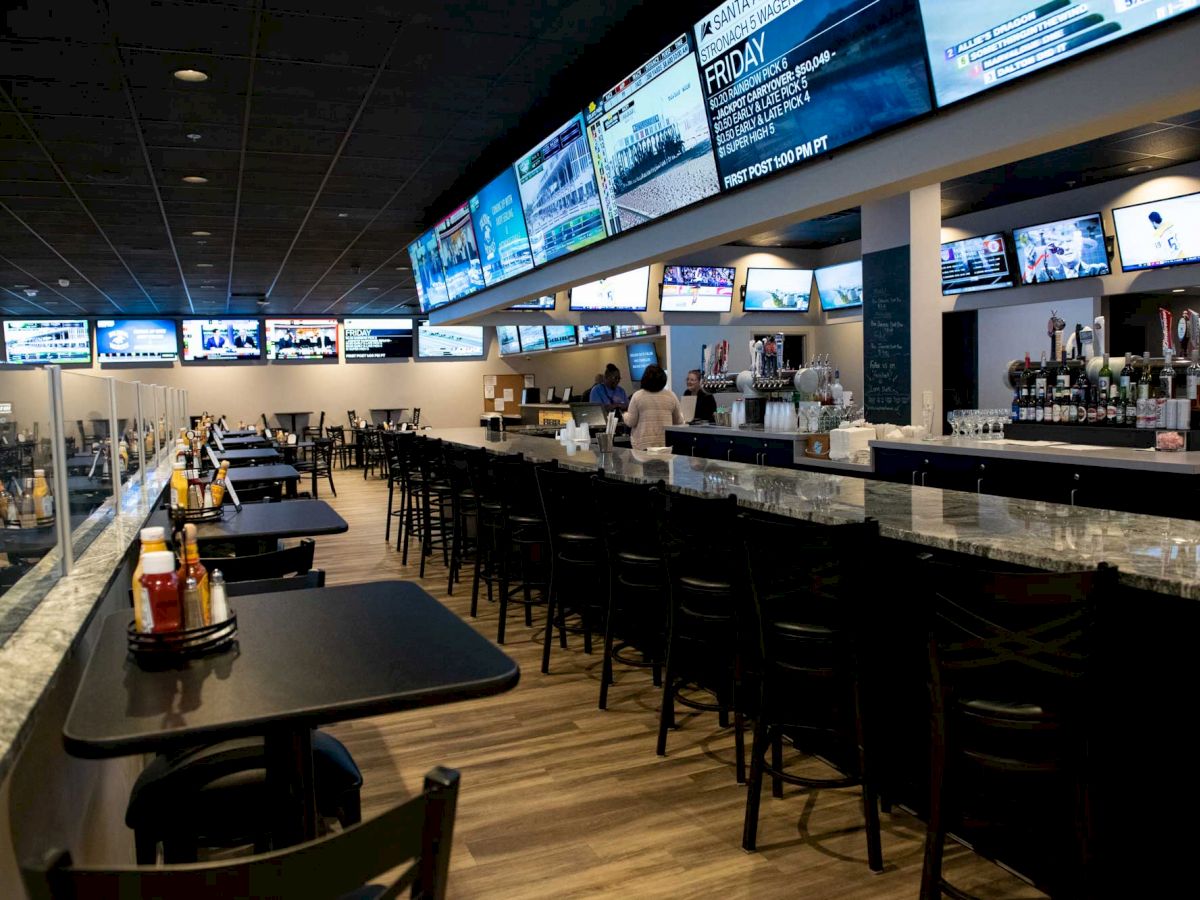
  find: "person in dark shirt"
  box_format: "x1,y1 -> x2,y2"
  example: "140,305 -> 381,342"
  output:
589,363 -> 629,413
684,369 -> 716,422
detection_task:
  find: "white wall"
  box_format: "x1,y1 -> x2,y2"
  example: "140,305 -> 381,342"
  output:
976,298 -> 1095,410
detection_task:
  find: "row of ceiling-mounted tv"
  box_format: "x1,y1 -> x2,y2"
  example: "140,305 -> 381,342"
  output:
409,1 -> 1197,314
941,191 -> 1200,295
0,318 -> 488,366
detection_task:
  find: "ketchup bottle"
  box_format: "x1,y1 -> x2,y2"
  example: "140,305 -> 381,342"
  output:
140,551 -> 182,632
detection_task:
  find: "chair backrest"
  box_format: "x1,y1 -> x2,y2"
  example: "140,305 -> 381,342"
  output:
590,475 -> 665,564
201,538 -> 316,583
654,489 -> 740,584
224,568 -> 325,598
234,482 -> 283,503
535,465 -> 598,544
23,766 -> 461,900
327,424 -> 345,446
312,438 -> 334,469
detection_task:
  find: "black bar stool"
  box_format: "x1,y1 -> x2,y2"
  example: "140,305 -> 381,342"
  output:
444,445 -> 487,595
590,474 -> 668,710
919,560 -> 1115,900
654,489 -> 747,782
535,465 -> 606,674
739,512 -> 884,872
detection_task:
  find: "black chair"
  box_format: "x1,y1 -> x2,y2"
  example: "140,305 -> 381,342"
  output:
385,432 -> 418,547
233,481 -> 284,503
327,424 -> 351,469
27,766 -> 461,900
591,475 -> 668,710
740,513 -> 884,871
444,445 -> 488,596
919,562 -> 1115,900
655,489 -> 747,781
296,437 -> 336,498
200,538 -> 316,583
412,439 -> 453,578
471,455 -> 551,645
303,410 -> 326,441
124,730 -> 363,864
535,465 -> 606,674
224,568 -> 325,598
361,428 -> 387,480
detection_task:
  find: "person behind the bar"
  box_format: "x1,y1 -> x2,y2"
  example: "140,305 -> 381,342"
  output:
623,364 -> 683,450
683,369 -> 717,422
589,363 -> 628,413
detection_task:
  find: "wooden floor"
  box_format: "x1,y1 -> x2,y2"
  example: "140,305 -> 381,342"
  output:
313,469 -> 1044,899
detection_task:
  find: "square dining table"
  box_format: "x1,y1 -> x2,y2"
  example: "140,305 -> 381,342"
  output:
63,581 -> 520,846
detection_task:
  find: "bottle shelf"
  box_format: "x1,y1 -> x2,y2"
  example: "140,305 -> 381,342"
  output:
1004,422 -> 1200,450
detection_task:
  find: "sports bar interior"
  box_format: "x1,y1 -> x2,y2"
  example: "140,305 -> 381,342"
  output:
2,1 -> 1200,898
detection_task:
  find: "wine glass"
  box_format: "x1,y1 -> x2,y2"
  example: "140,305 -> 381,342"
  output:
947,410 -> 960,437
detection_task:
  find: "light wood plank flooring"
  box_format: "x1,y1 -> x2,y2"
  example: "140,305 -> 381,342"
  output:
311,469 -> 1043,899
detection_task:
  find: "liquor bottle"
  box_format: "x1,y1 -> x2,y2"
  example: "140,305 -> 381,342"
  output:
1159,350 -> 1176,428
1187,348 -> 1200,429
1035,373 -> 1045,422
1035,351 -> 1048,413
1137,352 -> 1154,429
1056,351 -> 1071,423
1021,352 -> 1034,421
1011,389 -> 1020,423
1074,365 -> 1090,424
1087,383 -> 1099,424
1119,353 -> 1134,426
1098,354 -> 1113,424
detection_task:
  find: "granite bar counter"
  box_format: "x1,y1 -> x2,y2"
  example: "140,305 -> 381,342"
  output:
422,427 -> 1200,601
872,435 -> 1200,474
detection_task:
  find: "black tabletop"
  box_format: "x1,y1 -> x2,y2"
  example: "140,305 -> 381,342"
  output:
143,498 -> 346,543
220,464 -> 299,484
216,435 -> 275,448
220,429 -> 258,437
67,475 -> 112,493
63,581 -> 520,757
276,411 -> 313,415
214,447 -> 281,464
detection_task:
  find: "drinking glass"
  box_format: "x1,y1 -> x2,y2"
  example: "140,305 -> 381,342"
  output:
921,400 -> 935,441
947,410 -> 959,437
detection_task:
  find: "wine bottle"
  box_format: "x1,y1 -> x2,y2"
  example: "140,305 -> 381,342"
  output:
1035,351 -> 1048,415
1074,365 -> 1090,424
1137,352 -> 1153,429
1098,354 -> 1113,424
1118,353 -> 1134,426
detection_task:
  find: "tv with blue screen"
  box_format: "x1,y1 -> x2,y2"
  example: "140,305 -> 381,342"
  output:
497,325 -> 521,356
508,295 -> 556,311
692,0 -> 932,189
743,268 -> 813,312
1013,214 -> 1110,284
626,342 -> 659,381
545,325 -> 577,349
408,229 -> 451,313
435,202 -> 485,302
517,325 -> 547,353
585,33 -> 720,236
917,0 -> 1198,108
96,318 -> 178,361
815,261 -> 864,311
579,325 -> 613,345
470,169 -> 535,286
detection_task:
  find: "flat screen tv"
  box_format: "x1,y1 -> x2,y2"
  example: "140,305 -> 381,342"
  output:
496,325 -> 521,356
514,113 -> 608,266
435,202 -> 485,301
585,33 -> 720,236
940,233 -> 1015,295
692,0 -> 932,189
417,324 -> 485,359
1013,213 -> 1110,284
1112,191 -> 1200,272
264,318 -> 338,360
614,324 -> 659,339
815,261 -> 864,311
626,342 -> 659,381
661,265 -> 735,312
2,319 -> 91,365
545,325 -> 577,349
469,168 -> 536,286
342,318 -> 414,360
408,229 -> 451,313
917,0 -> 1199,108
742,268 -> 813,311
95,318 -> 178,361
569,266 -> 651,311
517,325 -> 547,353
579,325 -> 614,344
508,294 -> 556,311
181,319 -> 262,361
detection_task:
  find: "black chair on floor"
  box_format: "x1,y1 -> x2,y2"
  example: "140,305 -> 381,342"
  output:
385,432 -> 418,547
28,766 -> 461,900
471,455 -> 551,645
303,411 -> 325,441
655,489 -> 747,781
296,437 -> 336,498
591,475 -> 668,710
327,424 -> 351,469
224,568 -> 325,598
124,729 -> 363,864
200,538 -> 315,583
444,446 -> 488,596
362,428 -> 387,480
233,482 -> 284,503
403,438 -> 453,579
535,465 -> 606,674
919,562 -> 1115,900
740,513 -> 884,871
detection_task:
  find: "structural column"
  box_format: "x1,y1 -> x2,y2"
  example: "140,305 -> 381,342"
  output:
861,185 -> 942,426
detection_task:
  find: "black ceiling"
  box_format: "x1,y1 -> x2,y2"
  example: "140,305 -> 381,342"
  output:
737,110 -> 1200,250
0,0 -> 653,318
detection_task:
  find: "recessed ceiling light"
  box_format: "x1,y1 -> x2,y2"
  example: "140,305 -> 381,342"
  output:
394,266 -> 409,271
182,175 -> 208,184
57,278 -> 70,287
196,263 -> 214,268
1127,164 -> 1153,173
367,286 -> 379,291
186,133 -> 202,142
173,69 -> 209,83
337,212 -> 348,218
191,230 -> 211,236
1172,288 -> 1186,293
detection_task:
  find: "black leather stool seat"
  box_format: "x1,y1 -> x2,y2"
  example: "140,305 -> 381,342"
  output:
679,575 -> 732,593
126,730 -> 362,860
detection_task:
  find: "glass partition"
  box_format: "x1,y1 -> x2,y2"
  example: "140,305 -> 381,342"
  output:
61,370 -> 117,558
137,382 -> 157,470
115,379 -> 142,495
0,366 -> 60,643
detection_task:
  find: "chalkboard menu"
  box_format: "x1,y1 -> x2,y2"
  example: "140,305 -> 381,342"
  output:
863,245 -> 911,424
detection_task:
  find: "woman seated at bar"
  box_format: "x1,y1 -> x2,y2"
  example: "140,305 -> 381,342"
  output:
684,369 -> 717,422
623,364 -> 683,450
